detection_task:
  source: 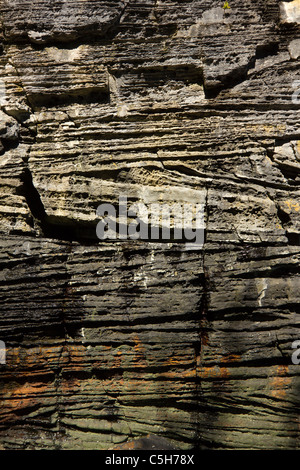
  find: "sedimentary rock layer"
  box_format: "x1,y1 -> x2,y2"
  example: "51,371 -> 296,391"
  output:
0,0 -> 299,450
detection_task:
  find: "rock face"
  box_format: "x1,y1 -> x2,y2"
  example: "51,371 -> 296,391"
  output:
0,0 -> 300,450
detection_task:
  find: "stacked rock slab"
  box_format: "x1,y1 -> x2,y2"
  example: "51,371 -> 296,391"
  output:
0,0 -> 299,450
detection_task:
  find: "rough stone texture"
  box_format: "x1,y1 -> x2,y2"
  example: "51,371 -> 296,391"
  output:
0,0 -> 300,450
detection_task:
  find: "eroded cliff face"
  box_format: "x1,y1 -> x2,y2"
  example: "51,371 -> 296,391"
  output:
0,0 -> 299,450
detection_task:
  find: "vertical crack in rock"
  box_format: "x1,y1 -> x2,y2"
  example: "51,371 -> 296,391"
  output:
193,187 -> 209,448
21,164 -> 46,233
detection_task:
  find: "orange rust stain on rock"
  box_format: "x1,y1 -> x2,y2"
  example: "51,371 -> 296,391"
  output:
270,365 -> 292,399
60,376 -> 82,394
102,374 -> 126,393
133,334 -> 147,368
219,367 -> 229,378
63,344 -> 87,370
0,344 -> 89,423
165,354 -> 185,367
113,441 -> 137,450
113,350 -> 123,369
6,344 -> 87,372
198,366 -> 229,379
6,345 -> 60,372
160,364 -> 230,381
0,381 -> 52,423
162,350 -> 195,370
221,354 -> 241,364
163,369 -> 196,379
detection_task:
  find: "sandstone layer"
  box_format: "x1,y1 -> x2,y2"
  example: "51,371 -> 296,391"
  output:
0,0 -> 299,450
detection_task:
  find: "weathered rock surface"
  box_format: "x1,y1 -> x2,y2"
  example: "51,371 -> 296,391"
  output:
0,0 -> 299,450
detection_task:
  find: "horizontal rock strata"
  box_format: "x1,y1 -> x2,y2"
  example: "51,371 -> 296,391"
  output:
0,0 -> 299,450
